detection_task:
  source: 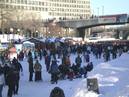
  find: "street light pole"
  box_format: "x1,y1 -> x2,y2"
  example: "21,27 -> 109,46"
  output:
97,7 -> 99,17
102,6 -> 105,31
102,6 -> 104,16
92,9 -> 94,16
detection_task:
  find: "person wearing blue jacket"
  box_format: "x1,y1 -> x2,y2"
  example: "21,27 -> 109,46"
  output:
49,60 -> 59,84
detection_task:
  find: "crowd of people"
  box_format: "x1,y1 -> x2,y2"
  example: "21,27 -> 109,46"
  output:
0,58 -> 23,97
0,40 -> 129,97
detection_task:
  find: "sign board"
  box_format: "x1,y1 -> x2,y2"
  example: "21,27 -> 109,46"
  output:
99,17 -> 116,24
99,14 -> 128,24
87,78 -> 99,94
116,14 -> 128,23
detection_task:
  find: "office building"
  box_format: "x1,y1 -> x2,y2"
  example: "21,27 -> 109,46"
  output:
0,0 -> 91,36
0,0 -> 91,20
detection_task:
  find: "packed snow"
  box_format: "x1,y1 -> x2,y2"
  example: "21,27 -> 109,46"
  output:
2,51 -> 129,97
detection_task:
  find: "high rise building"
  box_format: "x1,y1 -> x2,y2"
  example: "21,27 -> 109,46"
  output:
0,0 -> 91,36
0,0 -> 91,20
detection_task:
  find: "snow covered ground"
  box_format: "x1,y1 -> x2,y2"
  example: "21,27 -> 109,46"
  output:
2,52 -> 129,97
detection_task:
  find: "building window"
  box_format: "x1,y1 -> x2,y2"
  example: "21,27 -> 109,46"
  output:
6,5 -> 9,8
6,0 -> 9,2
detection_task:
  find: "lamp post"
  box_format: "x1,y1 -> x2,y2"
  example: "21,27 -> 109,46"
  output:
92,9 -> 94,17
36,30 -> 38,38
97,7 -> 99,17
102,6 -> 105,31
44,20 -> 48,38
17,29 -> 20,34
10,28 -> 14,42
102,6 -> 104,16
48,31 -> 50,37
17,29 -> 21,42
59,32 -> 61,37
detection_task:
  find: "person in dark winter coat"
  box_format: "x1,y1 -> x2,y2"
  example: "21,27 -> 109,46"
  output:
58,64 -> 69,80
0,55 -> 5,64
38,49 -> 42,60
83,66 -> 87,78
75,55 -> 82,67
28,51 -> 32,57
11,57 -> 18,67
27,56 -> 34,81
43,49 -> 47,57
18,51 -> 24,61
3,64 -> 10,85
49,87 -> 65,97
12,60 -> 23,95
49,60 -> 59,84
34,60 -> 42,81
79,67 -> 84,78
6,68 -> 16,97
0,66 -> 5,97
62,56 -> 66,65
86,62 -> 93,72
45,54 -> 51,72
71,63 -> 79,77
84,53 -> 90,63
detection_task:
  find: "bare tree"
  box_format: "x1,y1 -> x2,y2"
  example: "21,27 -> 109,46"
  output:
23,12 -> 43,37
47,20 -> 62,37
0,3 -> 43,36
0,4 -> 13,33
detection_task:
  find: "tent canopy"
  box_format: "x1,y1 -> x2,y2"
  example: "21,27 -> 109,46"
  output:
22,41 -> 35,50
23,41 -> 35,46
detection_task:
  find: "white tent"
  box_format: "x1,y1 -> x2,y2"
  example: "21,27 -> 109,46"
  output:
22,41 -> 35,50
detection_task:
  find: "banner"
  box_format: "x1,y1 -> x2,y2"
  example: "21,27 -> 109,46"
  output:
99,14 -> 128,24
99,17 -> 116,24
116,14 -> 128,23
